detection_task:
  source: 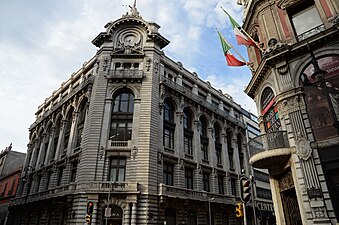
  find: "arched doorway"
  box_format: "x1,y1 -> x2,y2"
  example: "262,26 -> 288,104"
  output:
165,208 -> 176,225
102,205 -> 123,225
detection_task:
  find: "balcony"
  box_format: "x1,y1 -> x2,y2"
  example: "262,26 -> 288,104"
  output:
107,140 -> 132,151
248,131 -> 291,169
77,181 -> 139,194
158,184 -> 237,205
106,69 -> 143,83
10,184 -> 76,206
297,24 -> 325,42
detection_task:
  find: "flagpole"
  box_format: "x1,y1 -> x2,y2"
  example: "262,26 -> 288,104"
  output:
220,7 -> 264,53
217,29 -> 246,62
216,28 -> 254,71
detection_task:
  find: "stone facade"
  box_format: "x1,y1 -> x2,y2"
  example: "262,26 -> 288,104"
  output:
8,5 -> 256,225
242,0 -> 339,224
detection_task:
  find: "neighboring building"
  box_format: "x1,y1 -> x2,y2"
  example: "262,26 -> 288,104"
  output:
0,167 -> 22,225
241,0 -> 339,224
8,5 -> 255,225
0,144 -> 26,179
0,144 -> 25,225
242,109 -> 275,225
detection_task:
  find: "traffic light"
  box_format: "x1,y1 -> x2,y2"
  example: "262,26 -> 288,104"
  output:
85,215 -> 91,224
235,203 -> 244,217
86,201 -> 94,215
240,177 -> 252,203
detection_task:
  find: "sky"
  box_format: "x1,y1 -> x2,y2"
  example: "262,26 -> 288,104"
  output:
0,0 -> 257,153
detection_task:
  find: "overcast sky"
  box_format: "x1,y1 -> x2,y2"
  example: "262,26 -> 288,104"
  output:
0,0 -> 257,153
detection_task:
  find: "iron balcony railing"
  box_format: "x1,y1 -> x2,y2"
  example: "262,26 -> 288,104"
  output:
297,24 -> 325,41
107,69 -> 143,78
248,131 -> 290,159
160,76 -> 245,128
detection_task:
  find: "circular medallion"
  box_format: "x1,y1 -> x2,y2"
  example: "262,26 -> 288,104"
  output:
296,137 -> 311,160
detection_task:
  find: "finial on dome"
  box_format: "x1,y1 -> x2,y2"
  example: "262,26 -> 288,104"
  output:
123,0 -> 142,18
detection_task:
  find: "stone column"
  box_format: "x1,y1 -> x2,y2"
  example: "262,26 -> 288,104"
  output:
29,138 -> 40,168
176,112 -> 184,158
232,134 -> 241,174
36,133 -> 47,168
123,203 -> 131,225
208,127 -> 215,166
131,202 -> 137,225
193,120 -> 201,162
54,120 -> 66,161
221,133 -> 229,170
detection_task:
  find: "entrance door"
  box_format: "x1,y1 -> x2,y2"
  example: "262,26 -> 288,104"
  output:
277,169 -> 302,225
281,187 -> 302,225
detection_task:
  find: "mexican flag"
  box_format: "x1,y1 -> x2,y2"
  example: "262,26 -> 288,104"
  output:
217,31 -> 246,67
224,10 -> 256,46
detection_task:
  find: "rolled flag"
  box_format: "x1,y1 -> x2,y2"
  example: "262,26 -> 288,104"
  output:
217,31 -> 246,67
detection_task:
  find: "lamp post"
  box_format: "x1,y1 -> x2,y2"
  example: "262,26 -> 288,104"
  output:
301,44 -> 339,134
208,197 -> 214,225
21,165 -> 34,202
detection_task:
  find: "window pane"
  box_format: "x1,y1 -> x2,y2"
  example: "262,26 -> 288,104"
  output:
292,5 -> 322,35
118,169 -> 125,182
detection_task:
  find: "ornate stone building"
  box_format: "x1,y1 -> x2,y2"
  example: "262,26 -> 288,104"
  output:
242,0 -> 339,224
8,5 -> 255,225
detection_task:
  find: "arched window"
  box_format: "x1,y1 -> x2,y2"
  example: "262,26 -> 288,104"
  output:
63,108 -> 74,153
40,124 -> 52,166
227,130 -> 234,170
113,91 -> 134,113
50,116 -> 61,160
184,108 -> 193,156
237,134 -> 244,171
75,100 -> 87,148
164,100 -> 174,123
261,87 -> 280,132
163,99 -> 175,149
214,123 -> 222,165
110,90 -> 134,142
200,116 -> 209,161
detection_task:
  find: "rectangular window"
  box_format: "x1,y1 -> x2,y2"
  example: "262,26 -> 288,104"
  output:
163,163 -> 174,185
290,4 -> 322,36
57,167 -> 64,186
201,142 -> 209,161
164,128 -> 174,149
46,171 -> 51,190
70,161 -> 78,182
228,149 -> 234,170
185,168 -> 194,189
36,175 -> 41,192
218,175 -> 225,194
109,158 -> 126,182
231,178 -> 236,196
203,172 -> 210,192
184,136 -> 193,155
216,144 -> 222,165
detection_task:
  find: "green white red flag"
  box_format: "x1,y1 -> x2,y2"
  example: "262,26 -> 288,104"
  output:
223,9 -> 256,47
217,31 -> 246,67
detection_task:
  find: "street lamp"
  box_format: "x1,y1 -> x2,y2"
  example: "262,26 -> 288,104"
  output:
301,44 -> 339,134
21,165 -> 35,201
